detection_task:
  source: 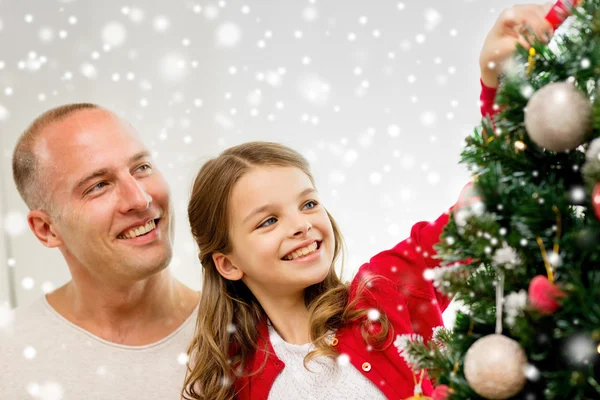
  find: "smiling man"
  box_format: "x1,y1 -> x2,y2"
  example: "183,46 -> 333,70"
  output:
1,104 -> 199,399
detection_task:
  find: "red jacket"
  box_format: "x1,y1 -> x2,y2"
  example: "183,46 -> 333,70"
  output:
234,211 -> 452,400
480,79 -> 498,118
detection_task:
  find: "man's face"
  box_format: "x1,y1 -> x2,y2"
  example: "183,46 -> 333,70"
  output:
37,108 -> 173,283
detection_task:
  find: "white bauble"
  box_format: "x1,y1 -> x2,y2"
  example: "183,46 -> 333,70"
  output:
524,82 -> 591,152
464,334 -> 527,399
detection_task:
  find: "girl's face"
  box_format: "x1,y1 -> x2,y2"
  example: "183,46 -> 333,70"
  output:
223,166 -> 335,300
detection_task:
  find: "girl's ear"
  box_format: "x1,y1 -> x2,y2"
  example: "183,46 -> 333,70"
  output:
212,253 -> 244,281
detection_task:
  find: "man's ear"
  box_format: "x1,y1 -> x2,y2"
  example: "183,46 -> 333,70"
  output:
212,252 -> 244,281
27,210 -> 63,248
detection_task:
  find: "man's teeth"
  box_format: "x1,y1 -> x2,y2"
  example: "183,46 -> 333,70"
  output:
284,242 -> 318,260
118,220 -> 156,239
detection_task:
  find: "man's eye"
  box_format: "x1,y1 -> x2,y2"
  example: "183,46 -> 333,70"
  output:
88,181 -> 108,194
137,164 -> 152,173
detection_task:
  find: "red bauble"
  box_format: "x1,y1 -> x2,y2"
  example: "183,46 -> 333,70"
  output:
528,275 -> 566,314
432,385 -> 451,400
593,183 -> 600,221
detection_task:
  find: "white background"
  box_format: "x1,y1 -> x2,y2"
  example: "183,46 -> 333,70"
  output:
0,0 -> 538,319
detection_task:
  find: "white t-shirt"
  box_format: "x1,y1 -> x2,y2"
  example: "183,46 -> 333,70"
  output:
0,296 -> 198,399
267,324 -> 387,400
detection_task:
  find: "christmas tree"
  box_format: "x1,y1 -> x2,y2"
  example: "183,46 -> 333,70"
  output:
397,1 -> 600,399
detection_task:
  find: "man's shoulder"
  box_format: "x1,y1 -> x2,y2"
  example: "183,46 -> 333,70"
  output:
0,296 -> 54,345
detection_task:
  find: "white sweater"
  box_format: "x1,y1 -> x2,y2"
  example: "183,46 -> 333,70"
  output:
267,324 -> 388,400
0,296 -> 198,400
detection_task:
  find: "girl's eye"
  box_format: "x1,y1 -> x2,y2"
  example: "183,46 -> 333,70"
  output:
302,200 -> 319,210
259,217 -> 277,228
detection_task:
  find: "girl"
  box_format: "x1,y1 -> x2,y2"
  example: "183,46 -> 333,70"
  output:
184,141 -> 451,400
183,3 -> 557,399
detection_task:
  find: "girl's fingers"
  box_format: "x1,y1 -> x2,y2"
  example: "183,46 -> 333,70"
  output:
514,9 -> 555,44
516,35 -> 533,51
505,4 -> 556,43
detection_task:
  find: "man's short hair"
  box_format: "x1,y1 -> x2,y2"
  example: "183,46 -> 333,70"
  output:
12,103 -> 99,211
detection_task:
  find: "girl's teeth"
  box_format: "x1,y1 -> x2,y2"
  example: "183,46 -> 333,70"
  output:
285,242 -> 318,260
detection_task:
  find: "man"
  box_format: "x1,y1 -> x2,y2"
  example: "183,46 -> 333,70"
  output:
1,103 -> 199,399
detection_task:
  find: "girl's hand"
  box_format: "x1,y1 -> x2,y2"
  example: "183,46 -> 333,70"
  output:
480,3 -> 554,88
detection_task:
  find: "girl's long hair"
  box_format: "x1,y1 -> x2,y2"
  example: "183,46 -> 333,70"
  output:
183,142 -> 391,400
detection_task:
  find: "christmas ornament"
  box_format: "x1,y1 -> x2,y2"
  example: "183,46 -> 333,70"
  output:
403,369 -> 432,400
432,385 -> 451,400
524,82 -> 592,152
529,275 -> 566,314
464,334 -> 527,399
527,48 -> 537,76
592,183 -> 600,221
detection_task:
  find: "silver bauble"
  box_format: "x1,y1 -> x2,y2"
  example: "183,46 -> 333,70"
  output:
464,334 -> 527,399
524,82 -> 591,152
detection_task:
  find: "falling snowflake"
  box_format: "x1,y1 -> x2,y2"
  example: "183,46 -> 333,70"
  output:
342,149 -> 358,166
101,21 -> 127,47
369,172 -> 382,185
128,7 -> 145,23
0,104 -> 9,121
302,7 -> 318,22
0,303 -> 14,329
159,53 -> 188,81
39,27 -> 55,43
37,381 -> 64,400
424,8 -> 442,31
204,5 -> 219,19
298,75 -> 331,106
153,15 -> 170,32
427,172 -> 440,185
22,277 -> 35,290
336,353 -> 350,367
419,111 -> 437,127
524,364 -> 541,381
329,170 -> 346,184
367,309 -> 380,321
23,345 -> 37,359
177,352 -> 190,365
216,22 -> 241,47
41,281 -> 56,294
387,124 -> 401,137
247,89 -> 262,106
564,334 -> 596,366
80,63 -> 98,79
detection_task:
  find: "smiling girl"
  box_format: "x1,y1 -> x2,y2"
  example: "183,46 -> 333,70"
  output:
183,142 -> 451,400
182,3 -> 559,399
